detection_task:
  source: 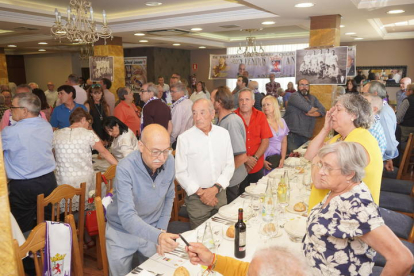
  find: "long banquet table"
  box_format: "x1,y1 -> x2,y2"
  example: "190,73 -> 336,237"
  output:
128,157 -> 312,276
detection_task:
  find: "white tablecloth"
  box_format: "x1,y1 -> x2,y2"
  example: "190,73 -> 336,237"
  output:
129,166 -> 311,276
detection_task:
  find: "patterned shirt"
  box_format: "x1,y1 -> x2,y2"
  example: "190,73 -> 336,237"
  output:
265,81 -> 281,97
368,114 -> 387,159
304,182 -> 384,276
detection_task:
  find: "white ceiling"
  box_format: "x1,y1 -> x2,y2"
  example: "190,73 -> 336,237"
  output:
0,0 -> 413,55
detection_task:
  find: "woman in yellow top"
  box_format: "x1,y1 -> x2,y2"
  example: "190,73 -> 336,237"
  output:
304,93 -> 383,210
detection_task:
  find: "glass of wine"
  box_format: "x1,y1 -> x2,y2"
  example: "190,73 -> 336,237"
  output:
250,196 -> 261,222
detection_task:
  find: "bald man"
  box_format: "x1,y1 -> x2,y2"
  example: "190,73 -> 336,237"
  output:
106,124 -> 179,275
397,77 -> 412,109
44,81 -> 58,107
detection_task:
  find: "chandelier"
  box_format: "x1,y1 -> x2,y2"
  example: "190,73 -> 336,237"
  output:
51,0 -> 113,45
237,29 -> 264,57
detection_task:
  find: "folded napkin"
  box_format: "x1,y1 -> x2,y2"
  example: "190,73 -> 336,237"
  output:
43,221 -> 72,276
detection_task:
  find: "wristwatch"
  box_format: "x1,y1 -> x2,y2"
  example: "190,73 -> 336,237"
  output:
213,184 -> 222,192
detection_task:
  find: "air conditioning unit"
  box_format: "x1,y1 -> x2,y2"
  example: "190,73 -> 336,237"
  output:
146,29 -> 189,36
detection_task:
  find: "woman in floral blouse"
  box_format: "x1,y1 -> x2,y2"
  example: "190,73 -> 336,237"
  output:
304,142 -> 413,276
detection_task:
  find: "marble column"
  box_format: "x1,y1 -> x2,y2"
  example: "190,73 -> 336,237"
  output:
0,48 -> 9,85
94,37 -> 125,100
309,14 -> 341,137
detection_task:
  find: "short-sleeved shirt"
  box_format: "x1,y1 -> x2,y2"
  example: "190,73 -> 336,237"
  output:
234,108 -> 273,174
142,99 -> 171,130
303,182 -> 384,276
217,113 -> 248,186
50,103 -> 87,129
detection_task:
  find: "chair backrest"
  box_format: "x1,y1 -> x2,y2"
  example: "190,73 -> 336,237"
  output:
171,179 -> 187,222
397,133 -> 414,179
37,183 -> 86,260
13,214 -> 83,276
96,165 -> 117,198
95,196 -> 109,276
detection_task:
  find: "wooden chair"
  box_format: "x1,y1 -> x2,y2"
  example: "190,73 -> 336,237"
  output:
397,133 -> 414,180
37,183 -> 86,260
95,196 -> 109,276
14,214 -> 83,275
171,179 -> 189,222
96,165 -> 117,198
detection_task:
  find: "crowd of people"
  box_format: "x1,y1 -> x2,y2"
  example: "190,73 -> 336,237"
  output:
1,70 -> 414,275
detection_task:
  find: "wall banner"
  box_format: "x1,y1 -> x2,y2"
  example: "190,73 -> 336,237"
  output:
124,57 -> 147,90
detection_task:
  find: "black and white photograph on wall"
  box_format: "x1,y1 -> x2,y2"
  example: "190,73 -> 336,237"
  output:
346,46 -> 356,77
295,46 -> 348,85
89,56 -> 114,82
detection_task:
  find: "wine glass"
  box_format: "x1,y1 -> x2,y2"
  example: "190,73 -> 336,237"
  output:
251,196 -> 261,222
277,179 -> 290,223
259,217 -> 279,246
212,225 -> 223,254
243,200 -> 253,227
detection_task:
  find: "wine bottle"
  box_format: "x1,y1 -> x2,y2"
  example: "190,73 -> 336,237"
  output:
234,208 -> 246,259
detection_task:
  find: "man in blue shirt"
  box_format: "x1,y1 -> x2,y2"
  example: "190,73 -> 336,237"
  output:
2,92 -> 57,232
106,124 -> 179,275
50,85 -> 87,129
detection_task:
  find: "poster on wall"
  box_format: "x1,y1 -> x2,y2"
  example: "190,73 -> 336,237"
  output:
355,66 -> 407,87
346,46 -> 356,77
89,56 -> 114,82
295,46 -> 348,85
124,57 -> 147,90
209,51 -> 295,80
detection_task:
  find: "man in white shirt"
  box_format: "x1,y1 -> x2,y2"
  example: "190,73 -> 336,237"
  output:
175,98 -> 235,229
158,76 -> 169,92
66,74 -> 87,105
100,78 -> 115,115
170,83 -> 193,148
44,82 -> 58,107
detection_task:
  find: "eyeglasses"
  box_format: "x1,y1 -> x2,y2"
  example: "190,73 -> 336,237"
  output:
142,142 -> 172,157
10,105 -> 25,109
91,84 -> 101,88
312,161 -> 341,174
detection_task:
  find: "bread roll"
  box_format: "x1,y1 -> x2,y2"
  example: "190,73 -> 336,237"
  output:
174,266 -> 190,276
294,202 -> 306,212
226,225 -> 235,238
263,223 -> 276,234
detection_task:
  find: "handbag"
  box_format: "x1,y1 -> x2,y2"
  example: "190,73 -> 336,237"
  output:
85,210 -> 98,236
265,154 -> 281,169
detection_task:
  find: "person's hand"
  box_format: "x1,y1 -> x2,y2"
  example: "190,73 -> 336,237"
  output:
307,107 -> 318,114
186,242 -> 214,266
278,158 -> 285,168
384,159 -> 394,172
157,233 -> 179,255
245,164 -> 252,173
200,187 -> 218,206
245,156 -> 257,170
322,106 -> 335,132
264,160 -> 272,171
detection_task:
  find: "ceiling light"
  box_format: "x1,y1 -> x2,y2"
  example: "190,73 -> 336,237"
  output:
134,33 -> 145,36
199,46 -> 206,49
38,49 -> 46,51
387,9 -> 405,14
7,45 -> 17,47
139,40 -> 148,42
340,25 -> 345,28
191,28 -> 203,31
294,3 -> 314,8
38,42 -> 48,45
354,37 -> 364,40
395,21 -> 408,26
173,43 -> 181,46
145,1 -> 162,6
345,32 -> 356,35
262,21 -> 276,25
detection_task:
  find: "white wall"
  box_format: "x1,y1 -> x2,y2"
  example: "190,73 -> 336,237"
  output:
24,52 -> 82,90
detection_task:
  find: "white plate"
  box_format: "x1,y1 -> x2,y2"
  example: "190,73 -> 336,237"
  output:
286,202 -> 307,215
284,217 -> 307,242
218,203 -> 253,221
245,185 -> 266,196
223,234 -> 235,241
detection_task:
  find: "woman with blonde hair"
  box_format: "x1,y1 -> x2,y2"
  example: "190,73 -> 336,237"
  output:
262,95 -> 289,173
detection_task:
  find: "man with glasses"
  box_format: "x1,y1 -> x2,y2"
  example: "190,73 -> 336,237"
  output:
106,124 -> 179,275
170,82 -> 193,149
284,78 -> 326,153
140,82 -> 172,134
50,85 -> 87,130
175,98 -> 235,229
2,92 -> 57,232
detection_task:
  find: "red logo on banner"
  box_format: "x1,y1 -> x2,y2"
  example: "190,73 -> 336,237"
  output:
192,63 -> 198,71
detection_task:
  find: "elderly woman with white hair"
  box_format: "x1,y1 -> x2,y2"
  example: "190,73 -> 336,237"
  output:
304,142 -> 413,276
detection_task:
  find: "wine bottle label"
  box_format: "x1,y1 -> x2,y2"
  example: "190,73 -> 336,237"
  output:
239,231 -> 246,250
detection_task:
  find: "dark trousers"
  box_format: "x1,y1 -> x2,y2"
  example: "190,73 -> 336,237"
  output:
9,171 -> 57,232
239,169 -> 264,195
226,184 -> 240,204
287,132 -> 309,154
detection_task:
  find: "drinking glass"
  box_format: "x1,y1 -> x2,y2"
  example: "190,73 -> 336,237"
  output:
251,196 -> 261,222
259,217 -> 279,246
212,225 -> 223,253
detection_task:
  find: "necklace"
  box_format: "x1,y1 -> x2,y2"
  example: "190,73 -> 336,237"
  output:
95,103 -> 104,121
